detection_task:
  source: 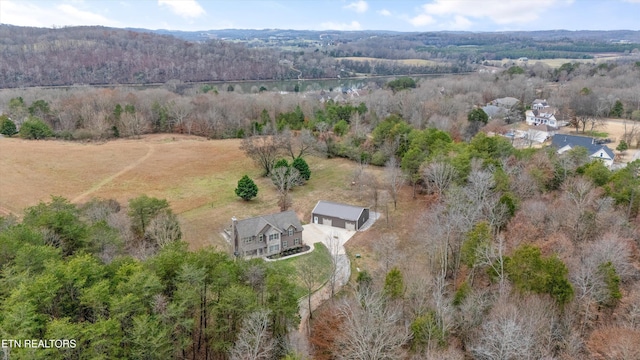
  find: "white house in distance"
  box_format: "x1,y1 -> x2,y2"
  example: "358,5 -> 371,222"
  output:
526,99 -> 559,127
551,134 -> 616,168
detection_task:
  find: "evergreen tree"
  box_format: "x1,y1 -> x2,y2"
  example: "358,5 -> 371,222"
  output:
235,175 -> 259,201
616,140 -> 629,152
291,157 -> 311,182
274,158 -> 289,170
467,108 -> 489,124
127,195 -> 170,237
19,116 -> 53,139
384,267 -> 404,300
503,245 -> 574,305
0,115 -> 17,136
610,100 -> 624,118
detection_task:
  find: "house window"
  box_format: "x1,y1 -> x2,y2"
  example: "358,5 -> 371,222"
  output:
269,233 -> 280,241
269,244 -> 280,253
294,238 -> 300,245
283,241 -> 288,248
259,234 -> 264,242
243,237 -> 253,244
288,228 -> 294,236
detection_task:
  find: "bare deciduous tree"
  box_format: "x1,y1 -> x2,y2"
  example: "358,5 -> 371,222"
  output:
374,233 -> 400,275
477,235 -> 508,294
167,98 -> 193,133
422,161 -> 458,197
230,310 -> 275,360
326,232 -> 342,299
385,157 -> 403,209
558,176 -> 602,242
297,254 -> 323,326
336,289 -> 410,360
145,210 -> 182,248
280,128 -> 326,160
470,295 -> 556,360
270,166 -> 301,211
241,135 -> 285,176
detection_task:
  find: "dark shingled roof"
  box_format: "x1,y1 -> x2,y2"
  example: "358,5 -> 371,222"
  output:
311,201 -> 367,222
551,134 -> 615,159
235,210 -> 302,240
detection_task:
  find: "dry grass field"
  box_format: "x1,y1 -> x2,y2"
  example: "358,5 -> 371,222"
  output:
488,54 -> 628,69
340,57 -> 440,67
0,134 -> 378,250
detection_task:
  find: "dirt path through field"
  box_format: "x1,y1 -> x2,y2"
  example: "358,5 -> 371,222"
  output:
0,205 -> 14,217
71,143 -> 155,204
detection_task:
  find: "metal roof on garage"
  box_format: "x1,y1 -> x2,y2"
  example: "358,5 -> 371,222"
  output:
311,200 -> 367,222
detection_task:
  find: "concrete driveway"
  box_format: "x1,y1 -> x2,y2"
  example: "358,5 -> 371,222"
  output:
302,223 -> 356,255
296,223 -> 356,347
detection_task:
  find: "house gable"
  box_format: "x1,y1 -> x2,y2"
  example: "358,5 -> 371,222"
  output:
232,210 -> 303,258
551,134 -> 615,167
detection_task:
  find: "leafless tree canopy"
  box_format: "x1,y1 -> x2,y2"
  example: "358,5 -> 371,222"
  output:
270,166 -> 301,211
422,161 -> 458,197
335,289 -> 410,360
241,135 -> 286,176
230,310 -> 275,360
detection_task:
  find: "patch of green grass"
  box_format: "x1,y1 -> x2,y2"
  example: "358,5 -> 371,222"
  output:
584,130 -> 609,138
273,242 -> 333,297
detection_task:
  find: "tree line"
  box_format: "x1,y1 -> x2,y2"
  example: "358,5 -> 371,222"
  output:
0,196 -> 302,359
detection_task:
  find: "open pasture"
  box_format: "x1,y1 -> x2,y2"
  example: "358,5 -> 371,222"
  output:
340,57 -> 440,67
0,134 -> 373,250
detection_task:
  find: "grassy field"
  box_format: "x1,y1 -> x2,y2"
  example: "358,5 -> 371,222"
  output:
340,57 -> 440,67
273,242 -> 333,298
0,134 -> 375,251
492,54 -> 625,69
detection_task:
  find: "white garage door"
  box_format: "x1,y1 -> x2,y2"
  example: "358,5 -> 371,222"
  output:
323,218 -> 332,227
345,222 -> 356,231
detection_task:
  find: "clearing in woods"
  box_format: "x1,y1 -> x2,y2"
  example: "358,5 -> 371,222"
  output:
0,134 -> 374,250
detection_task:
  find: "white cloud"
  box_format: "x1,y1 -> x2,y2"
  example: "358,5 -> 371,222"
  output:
344,0 -> 368,13
378,9 -> 392,16
409,13 -> 435,27
320,21 -> 362,30
0,1 -> 45,27
158,0 -> 206,18
0,0 -> 121,28
56,4 -> 119,25
418,0 -> 573,25
448,15 -> 472,30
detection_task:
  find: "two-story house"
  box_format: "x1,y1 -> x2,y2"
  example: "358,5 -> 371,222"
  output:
231,210 -> 303,258
526,99 -> 559,127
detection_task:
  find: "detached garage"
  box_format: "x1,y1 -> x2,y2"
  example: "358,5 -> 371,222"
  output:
311,201 -> 370,231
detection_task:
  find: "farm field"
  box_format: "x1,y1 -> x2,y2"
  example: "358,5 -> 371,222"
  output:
489,54 -> 630,68
340,57 -> 440,66
0,134 -> 377,250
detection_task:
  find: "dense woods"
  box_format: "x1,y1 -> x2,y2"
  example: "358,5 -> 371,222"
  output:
2,25 -> 640,359
0,197 -> 301,359
3,25 -> 639,88
0,25 -> 467,89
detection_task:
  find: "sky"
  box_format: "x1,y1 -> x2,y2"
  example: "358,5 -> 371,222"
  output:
1,0 -> 640,32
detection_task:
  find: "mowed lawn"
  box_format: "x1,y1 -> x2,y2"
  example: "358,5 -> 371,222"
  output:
0,134 -> 371,251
